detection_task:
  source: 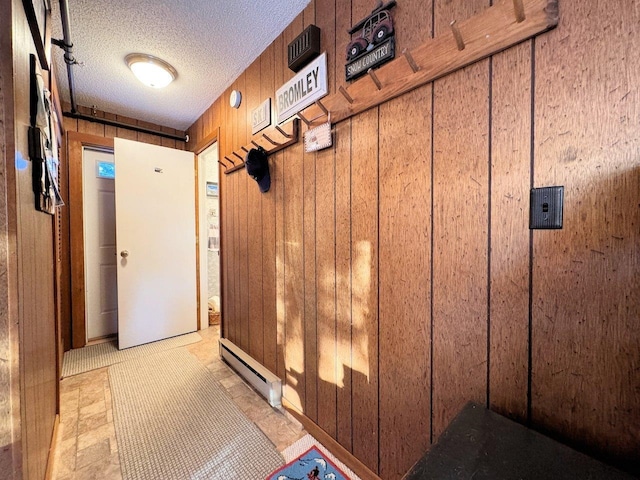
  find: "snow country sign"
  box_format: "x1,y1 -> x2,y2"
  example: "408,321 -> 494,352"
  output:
276,52 -> 328,125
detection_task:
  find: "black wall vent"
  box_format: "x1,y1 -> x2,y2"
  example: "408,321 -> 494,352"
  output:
288,25 -> 321,72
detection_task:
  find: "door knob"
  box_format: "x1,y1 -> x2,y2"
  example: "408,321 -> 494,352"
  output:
120,250 -> 129,258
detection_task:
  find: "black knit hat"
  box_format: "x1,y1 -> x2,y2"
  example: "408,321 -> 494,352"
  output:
245,147 -> 270,193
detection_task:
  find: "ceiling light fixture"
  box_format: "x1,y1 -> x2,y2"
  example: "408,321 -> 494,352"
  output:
126,53 -> 177,88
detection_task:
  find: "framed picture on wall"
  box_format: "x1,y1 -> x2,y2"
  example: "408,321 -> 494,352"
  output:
22,0 -> 51,69
206,182 -> 218,197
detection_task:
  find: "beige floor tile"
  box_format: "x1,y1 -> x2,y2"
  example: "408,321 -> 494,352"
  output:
76,438 -> 111,470
77,422 -> 116,451
77,411 -> 108,436
74,452 -> 122,480
79,400 -> 106,421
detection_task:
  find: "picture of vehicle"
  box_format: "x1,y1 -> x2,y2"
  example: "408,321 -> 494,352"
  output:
346,0 -> 397,61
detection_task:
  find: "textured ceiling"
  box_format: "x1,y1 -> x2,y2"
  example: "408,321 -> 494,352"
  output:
51,0 -> 311,131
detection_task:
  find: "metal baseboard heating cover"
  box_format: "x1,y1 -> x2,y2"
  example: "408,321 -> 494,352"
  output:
219,338 -> 282,408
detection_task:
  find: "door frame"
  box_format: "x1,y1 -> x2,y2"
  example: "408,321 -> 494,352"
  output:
193,130 -> 223,335
68,132 -> 114,349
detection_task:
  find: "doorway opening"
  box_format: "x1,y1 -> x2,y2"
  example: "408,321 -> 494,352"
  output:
82,147 -> 118,344
198,142 -> 221,329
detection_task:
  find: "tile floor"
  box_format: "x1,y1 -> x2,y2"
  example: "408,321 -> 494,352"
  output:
52,325 -> 306,479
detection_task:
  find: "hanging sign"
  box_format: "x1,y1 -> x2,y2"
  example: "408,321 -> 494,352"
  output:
251,98 -> 272,135
276,52 -> 328,124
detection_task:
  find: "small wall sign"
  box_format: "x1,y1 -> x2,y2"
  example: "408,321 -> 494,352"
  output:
251,98 -> 272,135
345,0 -> 397,81
276,52 -> 328,124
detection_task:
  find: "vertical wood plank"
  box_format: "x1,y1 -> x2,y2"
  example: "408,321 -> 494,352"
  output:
137,120 -> 163,146
334,0 -> 353,455
378,85 -> 432,480
489,41 -> 532,423
261,42 -> 277,373
432,0 -> 491,439
246,58 -> 264,361
302,0 -> 318,424
314,0 -> 337,438
283,139 -> 305,412
532,1 -> 640,471
115,114 -> 138,141
273,32 -> 287,382
350,107 -> 379,474
77,105 -> 105,136
335,118 -> 352,452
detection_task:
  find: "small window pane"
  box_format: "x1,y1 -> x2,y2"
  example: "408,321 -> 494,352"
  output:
97,161 -> 115,179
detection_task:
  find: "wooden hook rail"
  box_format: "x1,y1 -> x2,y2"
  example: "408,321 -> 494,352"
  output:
223,119 -> 300,175
284,0 -> 557,130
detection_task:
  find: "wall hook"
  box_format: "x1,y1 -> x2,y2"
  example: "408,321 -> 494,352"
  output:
275,125 -> 293,139
367,68 -> 383,90
218,160 -> 228,168
297,112 -> 311,126
240,146 -> 250,153
251,140 -> 262,149
262,133 -> 281,146
513,0 -> 526,22
225,155 -> 235,166
402,49 -> 420,73
233,151 -> 245,162
339,86 -> 354,104
450,20 -> 465,51
316,100 -> 329,117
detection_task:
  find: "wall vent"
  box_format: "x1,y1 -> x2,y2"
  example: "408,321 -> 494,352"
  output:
288,24 -> 321,72
219,338 -> 282,408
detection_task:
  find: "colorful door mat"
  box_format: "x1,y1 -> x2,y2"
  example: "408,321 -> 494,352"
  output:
266,445 -> 351,480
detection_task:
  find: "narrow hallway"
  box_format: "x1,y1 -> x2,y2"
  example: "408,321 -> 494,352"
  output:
52,325 -> 306,479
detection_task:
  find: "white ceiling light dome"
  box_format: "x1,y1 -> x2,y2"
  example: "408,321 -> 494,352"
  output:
126,53 -> 177,88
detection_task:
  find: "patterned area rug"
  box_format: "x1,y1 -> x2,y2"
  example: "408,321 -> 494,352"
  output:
61,332 -> 201,377
277,434 -> 362,480
108,347 -> 284,479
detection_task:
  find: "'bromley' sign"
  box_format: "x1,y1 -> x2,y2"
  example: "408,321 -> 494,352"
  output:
276,53 -> 328,124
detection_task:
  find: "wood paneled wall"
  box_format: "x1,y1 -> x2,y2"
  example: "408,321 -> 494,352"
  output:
2,1 -> 59,478
187,0 -> 640,477
59,105 -> 186,352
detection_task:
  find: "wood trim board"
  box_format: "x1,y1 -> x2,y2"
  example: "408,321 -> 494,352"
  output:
67,132 -> 114,349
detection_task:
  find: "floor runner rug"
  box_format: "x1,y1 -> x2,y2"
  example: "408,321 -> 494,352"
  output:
108,347 -> 284,479
62,331 -> 201,377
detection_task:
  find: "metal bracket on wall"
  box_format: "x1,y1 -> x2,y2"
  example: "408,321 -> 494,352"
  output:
222,119 -> 300,175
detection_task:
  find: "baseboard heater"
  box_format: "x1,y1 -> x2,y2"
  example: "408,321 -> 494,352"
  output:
219,338 -> 282,408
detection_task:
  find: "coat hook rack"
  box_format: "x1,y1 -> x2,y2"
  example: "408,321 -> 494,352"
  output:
223,119 -> 300,175
402,49 -> 420,73
450,20 -> 466,51
368,68 -> 383,90
513,0 -> 526,22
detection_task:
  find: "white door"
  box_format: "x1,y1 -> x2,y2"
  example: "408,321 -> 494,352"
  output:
114,138 -> 197,349
83,148 -> 118,341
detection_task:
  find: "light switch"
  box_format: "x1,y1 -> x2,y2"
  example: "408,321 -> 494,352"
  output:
530,186 -> 564,229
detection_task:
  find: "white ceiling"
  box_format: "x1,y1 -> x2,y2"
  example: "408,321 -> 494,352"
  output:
50,0 -> 311,131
